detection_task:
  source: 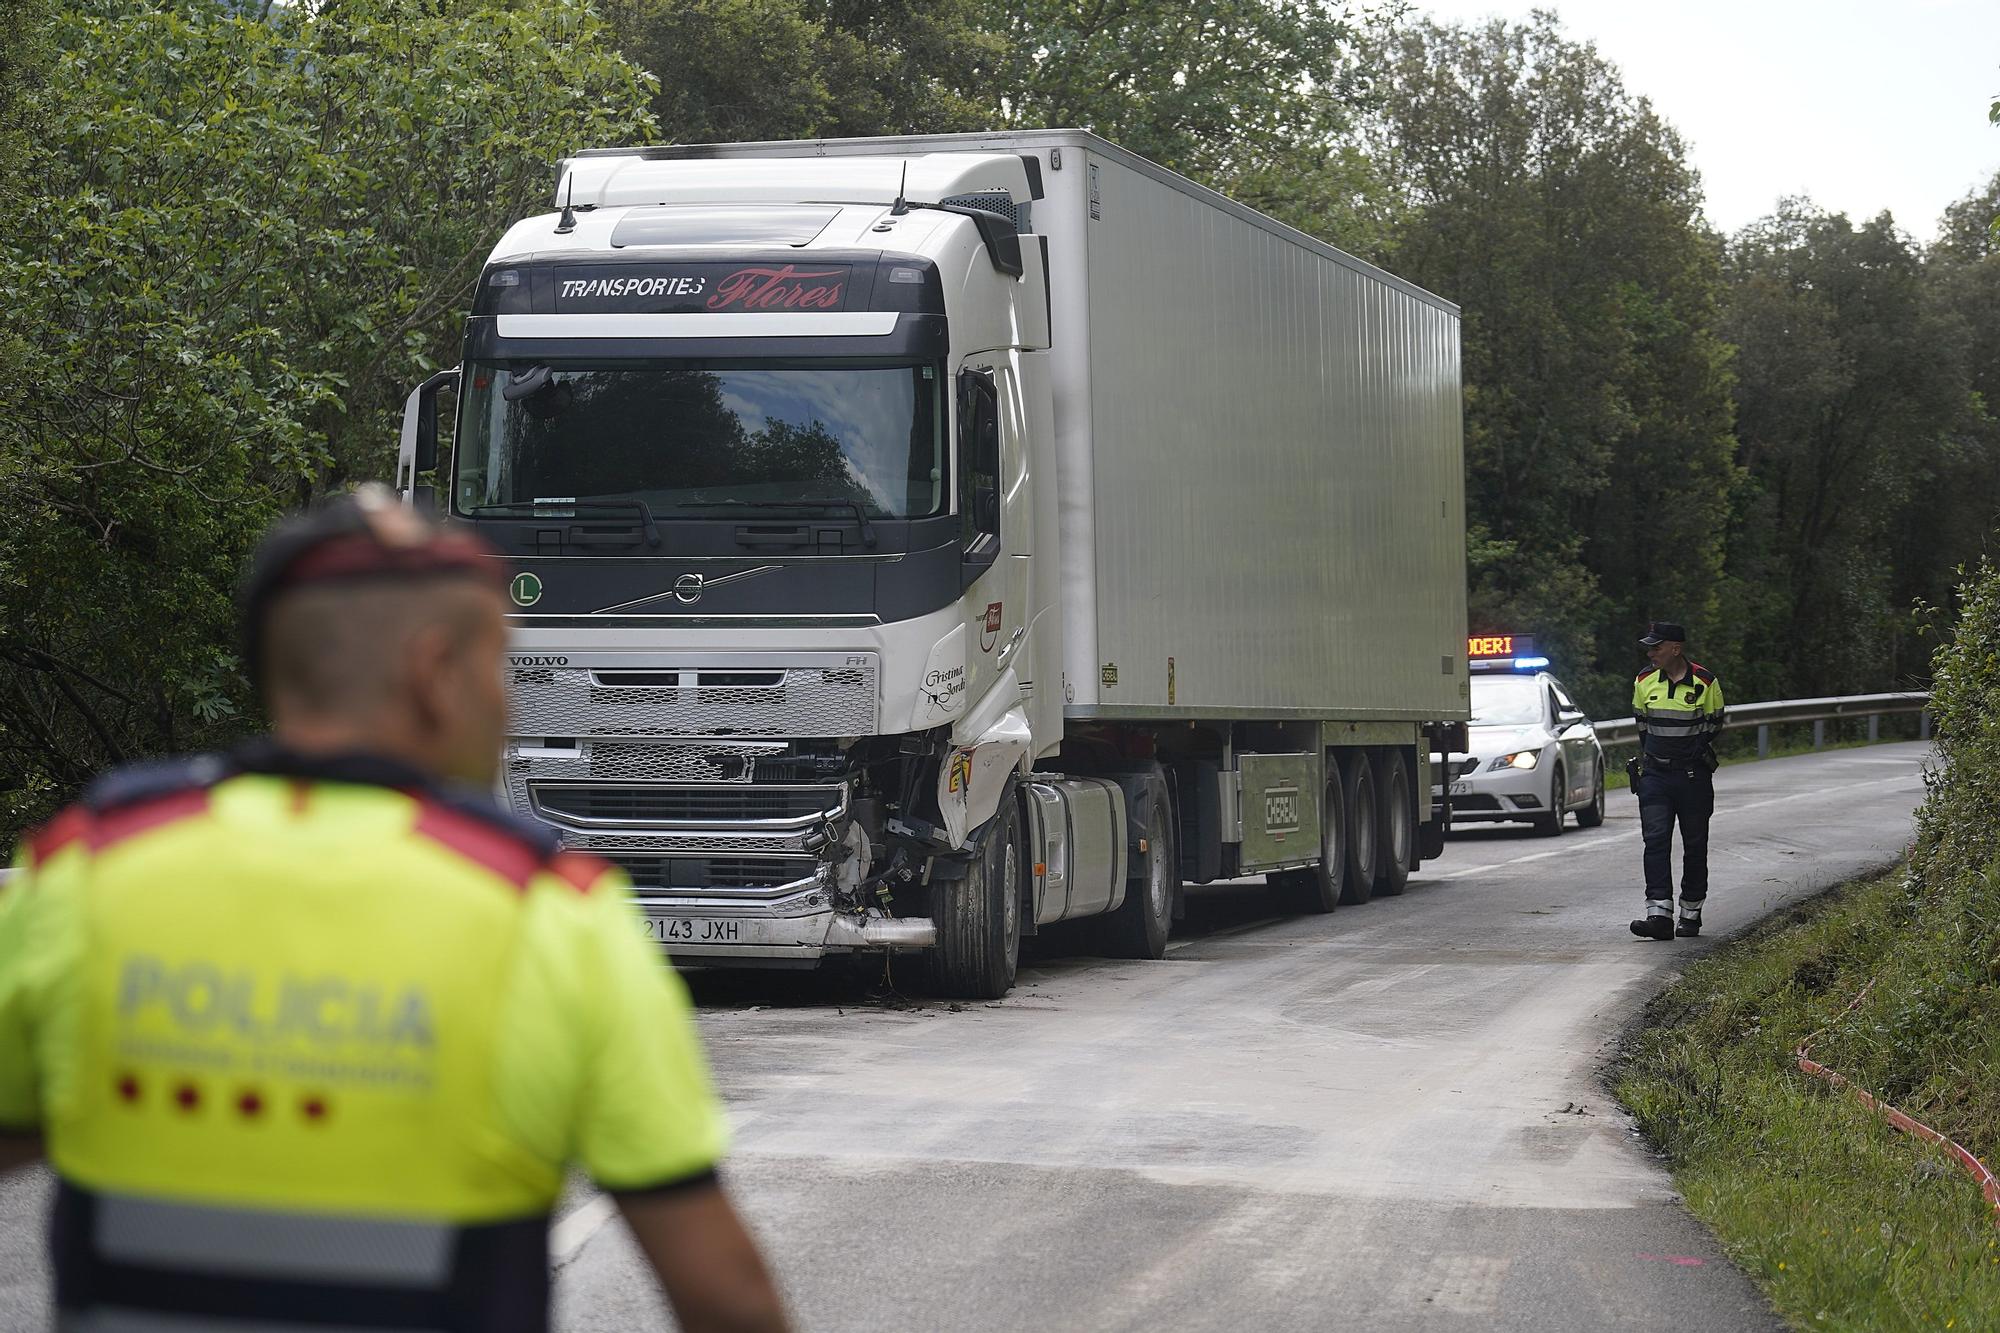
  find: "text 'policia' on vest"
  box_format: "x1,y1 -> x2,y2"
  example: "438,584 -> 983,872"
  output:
1,485 -> 787,1332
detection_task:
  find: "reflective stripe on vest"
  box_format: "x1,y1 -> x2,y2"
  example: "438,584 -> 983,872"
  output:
60,1311 -> 421,1333
51,1180 -> 549,1332
1635,713 -> 1714,737
97,1193 -> 455,1286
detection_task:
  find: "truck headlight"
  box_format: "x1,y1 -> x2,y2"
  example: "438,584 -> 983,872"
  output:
1490,749 -> 1542,771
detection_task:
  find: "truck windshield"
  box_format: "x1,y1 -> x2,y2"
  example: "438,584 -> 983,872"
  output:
1469,675 -> 1545,727
452,362 -> 945,518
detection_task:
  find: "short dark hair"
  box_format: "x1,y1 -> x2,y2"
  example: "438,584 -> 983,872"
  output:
240,485 -> 504,693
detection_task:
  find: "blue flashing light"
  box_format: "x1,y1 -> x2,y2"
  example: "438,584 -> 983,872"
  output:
1513,655 -> 1550,670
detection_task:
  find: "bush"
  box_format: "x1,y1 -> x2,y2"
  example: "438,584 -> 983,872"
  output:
0,0 -> 656,842
1911,558 -> 2000,893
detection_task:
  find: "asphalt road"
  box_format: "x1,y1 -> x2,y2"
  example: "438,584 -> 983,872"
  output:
0,743 -> 1930,1330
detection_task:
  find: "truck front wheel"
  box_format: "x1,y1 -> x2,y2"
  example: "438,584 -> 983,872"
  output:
929,794 -> 1023,999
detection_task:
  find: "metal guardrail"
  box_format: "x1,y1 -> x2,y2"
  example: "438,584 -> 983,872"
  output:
1593,690 -> 1931,755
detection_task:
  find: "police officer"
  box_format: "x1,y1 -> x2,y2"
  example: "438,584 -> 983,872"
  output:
0,487 -> 791,1333
1627,620 -> 1726,941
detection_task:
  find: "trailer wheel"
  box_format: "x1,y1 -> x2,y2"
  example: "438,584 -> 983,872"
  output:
1373,750 -> 1413,897
1271,761 -> 1345,913
1339,752 -> 1378,905
929,794 -> 1023,999
1103,781 -> 1176,959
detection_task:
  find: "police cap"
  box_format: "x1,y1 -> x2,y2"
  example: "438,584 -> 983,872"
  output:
1638,620 -> 1689,646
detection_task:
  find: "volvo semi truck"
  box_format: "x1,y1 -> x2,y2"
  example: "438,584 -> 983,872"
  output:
396,130 -> 1470,998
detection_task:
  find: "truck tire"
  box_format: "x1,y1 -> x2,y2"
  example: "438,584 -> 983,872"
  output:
1338,751 -> 1378,906
1373,750 -> 1413,897
1575,762 -> 1606,828
929,794 -> 1023,999
1270,761 -> 1346,914
1532,765 -> 1567,837
1103,781 -> 1176,958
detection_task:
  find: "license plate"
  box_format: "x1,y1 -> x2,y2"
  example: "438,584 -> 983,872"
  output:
1451,782 -> 1471,796
643,916 -> 742,944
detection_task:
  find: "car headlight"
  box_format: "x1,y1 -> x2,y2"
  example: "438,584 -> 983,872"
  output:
1489,748 -> 1542,771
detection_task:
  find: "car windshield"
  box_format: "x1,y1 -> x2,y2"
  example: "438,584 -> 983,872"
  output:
451,362 -> 945,518
1470,675 -> 1545,727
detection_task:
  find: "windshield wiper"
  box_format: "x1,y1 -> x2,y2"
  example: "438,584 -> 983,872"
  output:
464,500 -> 660,547
676,498 -> 878,549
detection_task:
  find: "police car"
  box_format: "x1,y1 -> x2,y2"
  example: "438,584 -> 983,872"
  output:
1435,635 -> 1607,836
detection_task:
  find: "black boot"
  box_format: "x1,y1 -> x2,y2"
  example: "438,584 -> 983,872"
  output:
1629,914 -> 1673,941
1677,906 -> 1703,937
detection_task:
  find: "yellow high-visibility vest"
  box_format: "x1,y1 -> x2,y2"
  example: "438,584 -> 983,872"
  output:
1632,663 -> 1726,764
1,745 -> 726,1329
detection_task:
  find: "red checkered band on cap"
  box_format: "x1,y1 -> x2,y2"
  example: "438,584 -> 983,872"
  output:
273,528 -> 507,594
240,487 -> 511,683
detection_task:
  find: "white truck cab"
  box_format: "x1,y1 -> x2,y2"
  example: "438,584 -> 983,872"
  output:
400,132 -> 1470,998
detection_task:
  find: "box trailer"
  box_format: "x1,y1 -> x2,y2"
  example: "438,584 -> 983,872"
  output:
398,129 -> 1469,997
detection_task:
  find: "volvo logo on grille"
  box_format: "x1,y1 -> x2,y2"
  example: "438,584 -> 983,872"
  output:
591,565 -> 781,615
670,566 -> 779,604
509,655 -> 568,667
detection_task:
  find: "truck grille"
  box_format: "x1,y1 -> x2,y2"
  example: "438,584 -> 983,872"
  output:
529,782 -> 844,829
509,661 -> 877,738
609,853 -> 819,894
506,740 -> 782,785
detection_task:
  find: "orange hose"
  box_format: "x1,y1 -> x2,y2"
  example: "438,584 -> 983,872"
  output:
1796,979 -> 2000,1223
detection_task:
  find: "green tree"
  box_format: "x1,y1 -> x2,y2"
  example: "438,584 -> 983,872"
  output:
0,0 -> 52,199
986,0 -> 1372,176
1903,175 -> 2000,676
0,0 -> 655,840
976,0 -> 1399,252
1362,15 -> 1737,714
601,0 -> 999,142
1719,202 -> 1979,698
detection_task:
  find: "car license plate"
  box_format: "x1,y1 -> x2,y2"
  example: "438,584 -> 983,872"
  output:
643,916 -> 742,944
1450,782 -> 1472,796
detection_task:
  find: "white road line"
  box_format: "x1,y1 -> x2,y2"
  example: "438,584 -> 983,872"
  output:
1435,768 -> 1922,880
1438,833 -> 1620,878
550,1194 -> 617,1266
1167,913 -> 1289,951
1724,772 -> 1917,816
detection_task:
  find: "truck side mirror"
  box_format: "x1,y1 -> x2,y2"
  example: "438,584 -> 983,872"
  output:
397,367 -> 460,501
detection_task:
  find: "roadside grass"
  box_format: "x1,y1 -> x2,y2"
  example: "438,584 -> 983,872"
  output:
1618,866 -> 2000,1330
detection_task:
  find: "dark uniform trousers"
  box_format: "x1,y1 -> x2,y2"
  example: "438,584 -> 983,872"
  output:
1637,763 -> 1713,903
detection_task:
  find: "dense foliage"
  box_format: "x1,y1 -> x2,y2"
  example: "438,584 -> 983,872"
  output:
2,0 -> 1996,837
1361,16 -> 1738,710
0,0 -> 654,833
